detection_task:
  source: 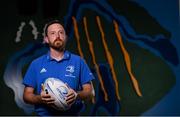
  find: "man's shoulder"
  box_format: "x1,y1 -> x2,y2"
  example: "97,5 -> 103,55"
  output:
70,52 -> 80,58
69,52 -> 83,61
68,52 -> 88,66
31,54 -> 47,64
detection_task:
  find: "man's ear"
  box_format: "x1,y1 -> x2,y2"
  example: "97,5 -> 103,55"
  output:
43,36 -> 49,44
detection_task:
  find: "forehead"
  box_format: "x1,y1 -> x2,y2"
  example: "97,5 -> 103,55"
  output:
47,23 -> 65,32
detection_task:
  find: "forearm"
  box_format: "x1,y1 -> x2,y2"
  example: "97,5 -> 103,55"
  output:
76,83 -> 94,101
23,93 -> 42,105
77,90 -> 93,101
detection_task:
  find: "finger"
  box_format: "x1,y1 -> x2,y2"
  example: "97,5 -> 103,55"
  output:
66,98 -> 75,105
47,102 -> 55,105
66,88 -> 75,96
47,101 -> 55,106
65,83 -> 70,89
42,94 -> 51,98
66,94 -> 76,105
66,91 -> 73,97
45,97 -> 55,102
42,96 -> 55,103
66,93 -> 75,101
42,99 -> 55,105
67,89 -> 77,99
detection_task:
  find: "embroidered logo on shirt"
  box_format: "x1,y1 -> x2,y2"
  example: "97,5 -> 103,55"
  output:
65,65 -> 75,78
66,65 -> 74,73
40,68 -> 47,73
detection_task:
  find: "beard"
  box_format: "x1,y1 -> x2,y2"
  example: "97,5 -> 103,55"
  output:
49,38 -> 66,51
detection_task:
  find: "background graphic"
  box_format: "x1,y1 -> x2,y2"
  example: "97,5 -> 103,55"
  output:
0,0 -> 179,115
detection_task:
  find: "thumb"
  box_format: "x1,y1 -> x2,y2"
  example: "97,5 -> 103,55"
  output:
65,83 -> 70,89
41,83 -> 45,91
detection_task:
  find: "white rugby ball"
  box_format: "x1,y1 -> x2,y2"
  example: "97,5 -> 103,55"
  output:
44,77 -> 70,111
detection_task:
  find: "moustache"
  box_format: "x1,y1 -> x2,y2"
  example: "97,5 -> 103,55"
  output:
55,38 -> 62,42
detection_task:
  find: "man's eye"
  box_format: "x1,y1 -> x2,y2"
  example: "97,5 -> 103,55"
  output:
50,32 -> 55,35
59,31 -> 64,34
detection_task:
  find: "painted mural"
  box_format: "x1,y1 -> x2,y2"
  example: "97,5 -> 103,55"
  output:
1,0 -> 179,116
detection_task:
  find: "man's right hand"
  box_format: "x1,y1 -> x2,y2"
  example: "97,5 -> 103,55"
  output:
40,84 -> 55,105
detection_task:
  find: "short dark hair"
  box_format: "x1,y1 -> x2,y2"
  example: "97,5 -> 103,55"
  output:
44,20 -> 64,36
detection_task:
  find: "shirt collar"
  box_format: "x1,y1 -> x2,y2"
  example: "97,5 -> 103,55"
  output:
46,50 -> 71,62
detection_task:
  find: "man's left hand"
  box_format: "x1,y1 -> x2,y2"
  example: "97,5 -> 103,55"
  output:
65,88 -> 78,106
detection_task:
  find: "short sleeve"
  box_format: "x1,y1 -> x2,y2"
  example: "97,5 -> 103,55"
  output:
79,59 -> 95,85
23,62 -> 37,88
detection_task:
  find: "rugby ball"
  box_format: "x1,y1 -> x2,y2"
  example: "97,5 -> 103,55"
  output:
44,77 -> 70,111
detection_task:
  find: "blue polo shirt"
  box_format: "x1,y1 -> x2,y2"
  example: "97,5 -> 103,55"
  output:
23,50 -> 94,116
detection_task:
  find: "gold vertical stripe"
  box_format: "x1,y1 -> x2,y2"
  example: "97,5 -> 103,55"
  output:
72,17 -> 84,58
83,17 -> 108,101
96,16 -> 121,100
72,16 -> 97,103
113,20 -> 142,97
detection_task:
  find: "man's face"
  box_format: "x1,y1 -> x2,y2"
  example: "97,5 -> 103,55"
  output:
46,23 -> 67,51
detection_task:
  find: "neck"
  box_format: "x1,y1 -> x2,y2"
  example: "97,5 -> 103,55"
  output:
50,48 -> 64,61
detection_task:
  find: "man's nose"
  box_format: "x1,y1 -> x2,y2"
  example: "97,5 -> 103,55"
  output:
57,33 -> 63,39
56,33 -> 61,38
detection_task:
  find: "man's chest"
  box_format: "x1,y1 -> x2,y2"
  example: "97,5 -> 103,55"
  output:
37,61 -> 80,90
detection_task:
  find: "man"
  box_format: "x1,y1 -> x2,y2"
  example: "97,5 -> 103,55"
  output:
23,20 -> 95,116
